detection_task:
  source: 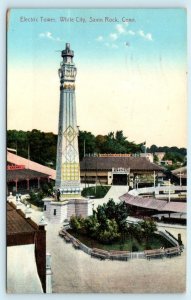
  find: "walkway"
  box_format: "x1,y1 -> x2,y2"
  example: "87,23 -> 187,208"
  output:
47,223 -> 186,293
7,195 -> 187,293
93,185 -> 129,210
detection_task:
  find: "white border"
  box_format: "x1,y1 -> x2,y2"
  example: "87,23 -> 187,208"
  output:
0,1 -> 190,300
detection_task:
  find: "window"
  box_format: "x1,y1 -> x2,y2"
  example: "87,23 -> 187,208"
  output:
53,209 -> 56,216
44,205 -> 46,211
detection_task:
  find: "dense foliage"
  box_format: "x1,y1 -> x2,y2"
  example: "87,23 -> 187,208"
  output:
148,144 -> 186,166
7,129 -> 145,166
148,144 -> 186,156
7,129 -> 186,168
69,199 -> 157,245
7,129 -> 57,167
26,182 -> 54,207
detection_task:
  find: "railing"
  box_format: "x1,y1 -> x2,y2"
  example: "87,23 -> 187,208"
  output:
165,229 -> 184,249
131,186 -> 187,195
157,230 -> 178,247
130,252 -> 145,259
58,229 -> 183,261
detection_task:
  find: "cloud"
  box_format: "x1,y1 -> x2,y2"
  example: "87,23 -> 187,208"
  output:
128,30 -> 135,36
39,32 -> 53,39
109,33 -> 118,41
104,42 -> 118,49
116,24 -> 126,34
96,35 -> 104,42
145,33 -> 153,41
100,25 -> 153,50
39,32 -> 63,41
138,30 -> 153,41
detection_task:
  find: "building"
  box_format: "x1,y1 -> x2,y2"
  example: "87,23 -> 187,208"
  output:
120,192 -> 186,224
80,155 -> 164,187
140,152 -> 154,163
154,152 -> 165,162
171,166 -> 187,186
160,160 -> 173,166
7,201 -> 46,293
7,151 -> 56,194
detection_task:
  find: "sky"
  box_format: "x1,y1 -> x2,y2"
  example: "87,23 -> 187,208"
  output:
7,8 -> 187,147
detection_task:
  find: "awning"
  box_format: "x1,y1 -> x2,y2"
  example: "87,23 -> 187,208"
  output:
120,193 -> 186,214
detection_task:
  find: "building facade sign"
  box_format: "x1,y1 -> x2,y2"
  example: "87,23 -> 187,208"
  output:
7,165 -> 25,170
112,167 -> 130,175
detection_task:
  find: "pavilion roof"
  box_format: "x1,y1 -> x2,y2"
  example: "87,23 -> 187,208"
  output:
120,193 -> 186,214
172,166 -> 187,179
80,156 -> 164,172
7,168 -> 49,182
7,151 -> 56,179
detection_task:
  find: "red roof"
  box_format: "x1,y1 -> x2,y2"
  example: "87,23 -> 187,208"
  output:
7,151 -> 56,180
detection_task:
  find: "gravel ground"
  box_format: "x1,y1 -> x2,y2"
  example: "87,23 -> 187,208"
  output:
46,223 -> 186,293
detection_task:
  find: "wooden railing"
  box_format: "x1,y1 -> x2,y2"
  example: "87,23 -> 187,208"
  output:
58,229 -> 182,261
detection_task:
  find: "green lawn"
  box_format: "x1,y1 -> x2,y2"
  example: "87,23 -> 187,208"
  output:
81,185 -> 111,199
67,230 -> 174,251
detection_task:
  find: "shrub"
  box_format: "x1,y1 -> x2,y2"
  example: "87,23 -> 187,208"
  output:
97,219 -> 120,244
27,192 -> 44,207
70,215 -> 85,233
81,186 -> 110,199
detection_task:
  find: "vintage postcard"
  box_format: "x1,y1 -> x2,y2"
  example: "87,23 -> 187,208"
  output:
7,8 -> 187,293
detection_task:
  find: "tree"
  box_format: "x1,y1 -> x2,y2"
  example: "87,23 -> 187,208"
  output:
139,219 -> 157,245
95,134 -> 107,153
104,198 -> 116,220
149,144 -> 158,153
70,215 -> 85,233
96,204 -> 108,230
163,152 -> 184,164
128,223 -> 142,240
97,219 -> 120,244
115,130 -> 126,144
84,215 -> 99,238
78,131 -> 96,159
114,201 -> 129,232
153,154 -> 159,163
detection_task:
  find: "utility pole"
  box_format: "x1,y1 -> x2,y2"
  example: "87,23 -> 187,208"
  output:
177,172 -> 183,186
168,178 -> 171,202
84,139 -> 86,158
27,143 -> 30,169
95,155 -> 98,195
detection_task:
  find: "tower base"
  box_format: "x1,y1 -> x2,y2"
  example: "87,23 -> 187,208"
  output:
43,197 -> 93,224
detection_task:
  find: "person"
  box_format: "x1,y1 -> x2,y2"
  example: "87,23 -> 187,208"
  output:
57,189 -> 60,201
